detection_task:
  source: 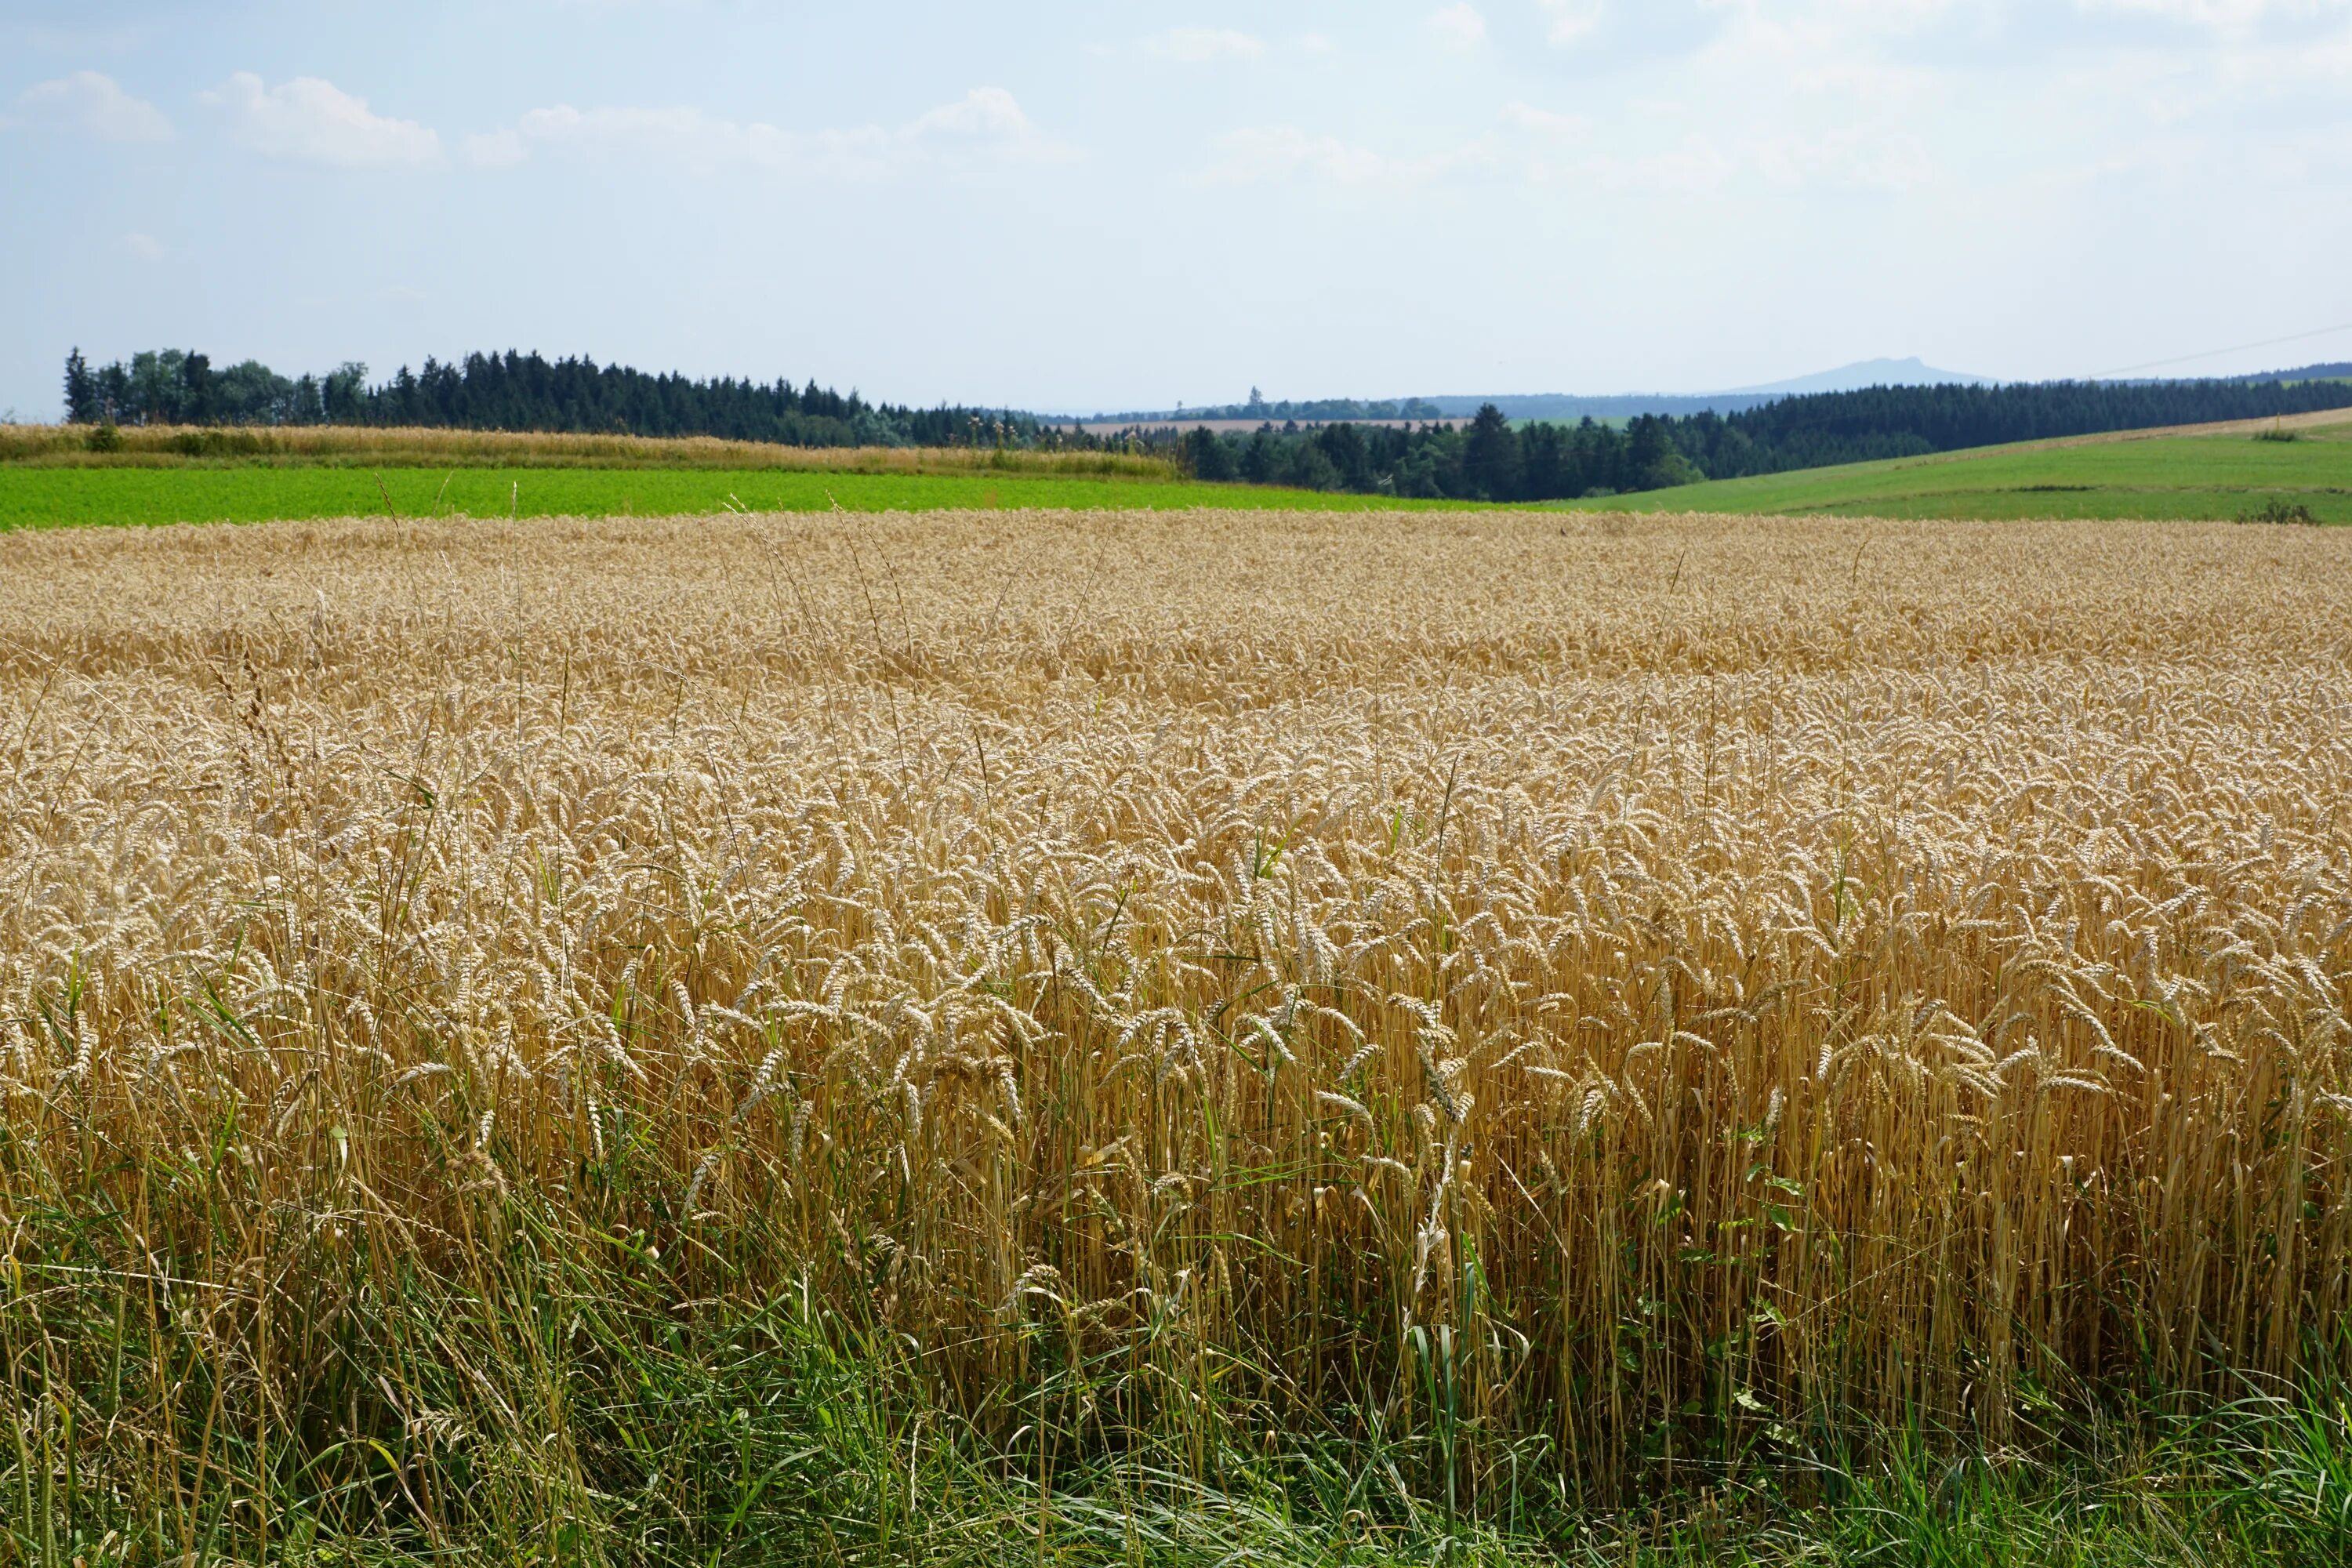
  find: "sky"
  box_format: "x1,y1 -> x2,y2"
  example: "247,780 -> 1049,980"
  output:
3,0 -> 2351,419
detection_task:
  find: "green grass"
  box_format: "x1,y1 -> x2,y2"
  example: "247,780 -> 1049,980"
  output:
13,1184 -> 2352,1567
0,464 -> 1431,529
14,1232 -> 2350,1567
1571,420 -> 2352,521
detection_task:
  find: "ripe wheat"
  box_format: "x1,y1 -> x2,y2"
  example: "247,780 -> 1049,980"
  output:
0,420 -> 1173,477
2,507 -> 2348,1513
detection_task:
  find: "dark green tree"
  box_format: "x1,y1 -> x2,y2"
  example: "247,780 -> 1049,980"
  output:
129,351 -> 180,423
1239,430 -> 1281,485
1315,423 -> 1374,489
1279,441 -> 1341,492
1626,416 -> 1697,490
1462,404 -> 1521,500
96,361 -> 130,423
180,351 -> 213,424
1184,426 -> 1238,481
323,362 -> 369,423
1519,421 -> 1568,499
63,348 -> 98,424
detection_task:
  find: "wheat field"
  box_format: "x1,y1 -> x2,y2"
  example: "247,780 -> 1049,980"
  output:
0,421 -> 1173,475
4,508 -> 2350,1555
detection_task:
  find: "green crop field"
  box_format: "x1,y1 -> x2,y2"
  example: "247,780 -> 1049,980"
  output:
14,415 -> 2352,532
0,463 -> 1434,530
1568,416 -> 2352,521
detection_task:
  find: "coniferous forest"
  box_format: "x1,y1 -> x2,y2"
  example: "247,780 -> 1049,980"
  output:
56,346 -> 2352,502
58,347 -> 1057,450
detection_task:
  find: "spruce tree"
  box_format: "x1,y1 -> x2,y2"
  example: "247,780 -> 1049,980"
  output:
62,348 -> 97,424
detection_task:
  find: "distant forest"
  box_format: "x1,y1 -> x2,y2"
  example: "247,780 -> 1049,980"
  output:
2227,361 -> 2352,383
1657,379 -> 2352,480
60,347 -> 1062,449
1174,377 -> 2352,500
1176,410 -> 1700,499
57,347 -> 2352,503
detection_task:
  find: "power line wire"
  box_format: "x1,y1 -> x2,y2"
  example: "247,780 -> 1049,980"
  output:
2093,321 -> 2352,379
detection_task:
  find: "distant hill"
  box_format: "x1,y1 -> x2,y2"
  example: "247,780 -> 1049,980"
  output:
1419,358 -> 1995,420
1417,392 -> 1779,419
1087,358 -> 2351,430
2223,361 -> 2352,384
1090,361 -> 1996,426
1719,357 -> 1994,396
1075,395 -> 1444,426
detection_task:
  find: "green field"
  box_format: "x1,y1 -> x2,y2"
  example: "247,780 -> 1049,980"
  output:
0,463 -> 1431,529
1570,418 -> 2352,521
13,416 -> 2352,529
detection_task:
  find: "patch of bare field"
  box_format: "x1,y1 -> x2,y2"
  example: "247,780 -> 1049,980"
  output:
4,507 -> 2350,1485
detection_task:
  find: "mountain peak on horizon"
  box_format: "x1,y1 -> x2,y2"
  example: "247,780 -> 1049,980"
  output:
1719,357 -> 1994,396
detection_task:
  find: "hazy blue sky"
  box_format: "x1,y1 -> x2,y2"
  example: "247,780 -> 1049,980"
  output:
4,0 -> 2350,417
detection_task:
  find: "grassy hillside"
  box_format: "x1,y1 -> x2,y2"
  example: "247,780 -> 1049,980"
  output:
17,412 -> 2352,528
1573,415 -> 2352,521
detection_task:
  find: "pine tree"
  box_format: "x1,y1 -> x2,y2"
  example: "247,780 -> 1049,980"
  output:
63,348 -> 98,424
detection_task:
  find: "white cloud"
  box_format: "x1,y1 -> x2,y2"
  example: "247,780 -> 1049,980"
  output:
1142,27 -> 1266,63
1428,4 -> 1489,50
1214,94 -> 1936,196
479,88 -> 1068,176
8,71 -> 172,142
204,73 -> 441,167
904,86 -> 1041,143
124,231 -> 164,261
1538,0 -> 1609,46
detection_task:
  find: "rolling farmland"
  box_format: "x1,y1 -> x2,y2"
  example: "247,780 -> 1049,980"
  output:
1570,413 -> 2352,522
0,425 -> 1429,528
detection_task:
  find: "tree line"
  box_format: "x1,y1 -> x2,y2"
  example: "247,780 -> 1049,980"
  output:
60,347 -> 1069,450
1160,376 -> 2352,499
59,347 -> 2352,500
1658,379 -> 2352,480
1174,408 -> 1696,499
